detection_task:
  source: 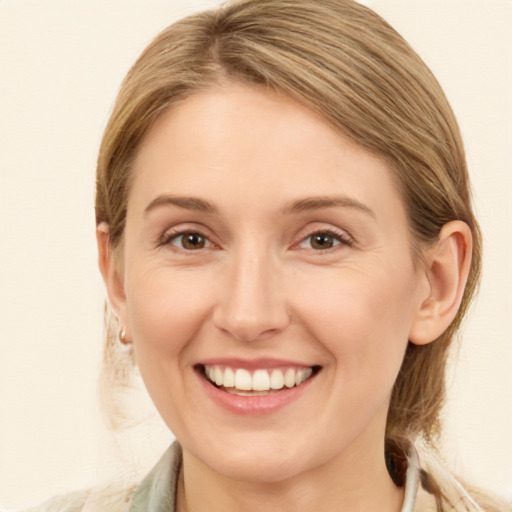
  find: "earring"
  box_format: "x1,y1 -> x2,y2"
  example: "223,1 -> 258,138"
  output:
119,328 -> 128,344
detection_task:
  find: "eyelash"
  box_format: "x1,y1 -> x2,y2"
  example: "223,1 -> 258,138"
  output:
158,227 -> 353,252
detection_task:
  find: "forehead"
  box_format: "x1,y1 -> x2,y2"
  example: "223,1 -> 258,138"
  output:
130,83 -> 405,223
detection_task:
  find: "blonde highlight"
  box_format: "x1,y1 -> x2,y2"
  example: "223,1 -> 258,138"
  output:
95,0 -> 491,506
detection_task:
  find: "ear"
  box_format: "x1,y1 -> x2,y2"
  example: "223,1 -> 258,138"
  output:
96,222 -> 131,343
409,220 -> 473,346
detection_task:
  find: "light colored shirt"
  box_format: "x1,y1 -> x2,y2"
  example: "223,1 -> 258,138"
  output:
14,441 -> 491,512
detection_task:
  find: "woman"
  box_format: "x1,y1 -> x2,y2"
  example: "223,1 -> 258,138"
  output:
16,0 -> 510,510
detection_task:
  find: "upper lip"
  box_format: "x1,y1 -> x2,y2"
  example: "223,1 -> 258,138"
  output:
197,357 -> 317,370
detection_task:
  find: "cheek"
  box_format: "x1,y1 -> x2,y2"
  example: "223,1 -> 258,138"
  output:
123,266 -> 217,431
125,265 -> 215,359
293,266 -> 415,384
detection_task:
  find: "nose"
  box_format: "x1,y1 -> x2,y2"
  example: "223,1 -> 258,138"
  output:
212,250 -> 290,342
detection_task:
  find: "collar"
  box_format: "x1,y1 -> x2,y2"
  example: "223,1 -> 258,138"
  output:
127,441 -> 455,512
129,442 -> 182,512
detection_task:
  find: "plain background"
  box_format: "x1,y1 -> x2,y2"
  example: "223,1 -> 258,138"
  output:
1,0 -> 511,508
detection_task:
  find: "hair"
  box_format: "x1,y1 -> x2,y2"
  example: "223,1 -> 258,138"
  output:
95,0 -> 499,508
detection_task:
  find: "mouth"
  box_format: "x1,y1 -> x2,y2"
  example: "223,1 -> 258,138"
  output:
196,363 -> 322,397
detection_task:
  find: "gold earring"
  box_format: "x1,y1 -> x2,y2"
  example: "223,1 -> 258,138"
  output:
119,328 -> 128,344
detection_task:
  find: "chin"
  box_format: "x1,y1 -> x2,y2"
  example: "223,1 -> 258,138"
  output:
185,430 -> 323,485
210,450 -> 311,484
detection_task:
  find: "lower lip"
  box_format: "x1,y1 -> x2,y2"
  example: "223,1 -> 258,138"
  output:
197,370 -> 315,415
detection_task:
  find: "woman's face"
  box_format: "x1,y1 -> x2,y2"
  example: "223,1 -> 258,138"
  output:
116,83 -> 430,483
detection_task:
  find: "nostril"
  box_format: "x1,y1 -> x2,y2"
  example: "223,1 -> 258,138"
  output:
213,317 -> 288,343
212,287 -> 290,342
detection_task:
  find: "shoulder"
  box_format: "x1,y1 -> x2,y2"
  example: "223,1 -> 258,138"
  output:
13,490 -> 88,512
413,440 -> 512,512
15,483 -> 136,512
9,442 -> 182,512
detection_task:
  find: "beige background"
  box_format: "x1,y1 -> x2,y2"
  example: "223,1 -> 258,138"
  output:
1,0 -> 511,508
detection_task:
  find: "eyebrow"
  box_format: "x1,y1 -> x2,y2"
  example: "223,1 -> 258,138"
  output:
285,196 -> 375,218
144,194 -> 375,218
144,195 -> 218,215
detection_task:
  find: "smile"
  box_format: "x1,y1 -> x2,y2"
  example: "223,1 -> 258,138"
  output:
200,364 -> 320,396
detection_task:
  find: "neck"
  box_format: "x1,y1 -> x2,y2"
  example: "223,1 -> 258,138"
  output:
176,440 -> 405,512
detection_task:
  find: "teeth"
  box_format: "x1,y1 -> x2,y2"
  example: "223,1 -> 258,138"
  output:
214,366 -> 224,386
284,368 -> 296,388
295,367 -> 312,386
252,369 -> 270,391
223,367 -> 235,388
235,369 -> 252,390
203,365 -> 315,392
270,369 -> 284,390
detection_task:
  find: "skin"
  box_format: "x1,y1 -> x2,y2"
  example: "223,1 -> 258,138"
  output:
98,83 -> 472,512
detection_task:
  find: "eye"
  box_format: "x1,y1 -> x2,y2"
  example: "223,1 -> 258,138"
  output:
167,231 -> 212,250
298,230 -> 352,251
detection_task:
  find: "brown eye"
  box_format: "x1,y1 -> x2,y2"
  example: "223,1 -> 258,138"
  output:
298,230 -> 350,251
171,232 -> 209,250
309,233 -> 337,250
